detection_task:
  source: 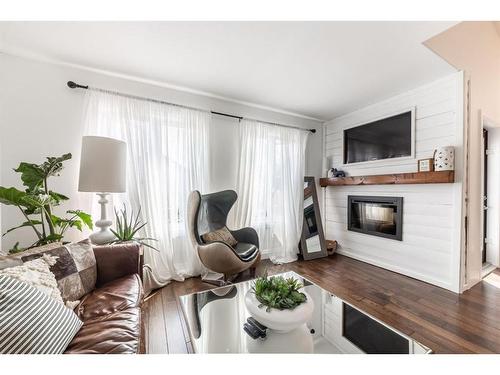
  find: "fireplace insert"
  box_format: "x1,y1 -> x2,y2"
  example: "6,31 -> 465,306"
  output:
347,196 -> 403,241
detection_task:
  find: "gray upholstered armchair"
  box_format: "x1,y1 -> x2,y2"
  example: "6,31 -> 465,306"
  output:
187,190 -> 261,282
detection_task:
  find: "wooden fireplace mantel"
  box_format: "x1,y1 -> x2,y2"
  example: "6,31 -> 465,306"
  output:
319,171 -> 454,187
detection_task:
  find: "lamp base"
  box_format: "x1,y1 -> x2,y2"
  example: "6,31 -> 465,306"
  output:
89,227 -> 116,245
89,192 -> 117,245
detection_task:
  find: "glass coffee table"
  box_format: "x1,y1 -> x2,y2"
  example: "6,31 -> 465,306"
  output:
178,272 -> 431,354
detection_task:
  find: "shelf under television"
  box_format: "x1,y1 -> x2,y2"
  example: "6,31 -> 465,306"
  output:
319,171 -> 454,187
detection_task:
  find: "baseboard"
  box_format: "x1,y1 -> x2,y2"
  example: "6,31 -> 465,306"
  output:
481,263 -> 497,279
336,248 -> 456,292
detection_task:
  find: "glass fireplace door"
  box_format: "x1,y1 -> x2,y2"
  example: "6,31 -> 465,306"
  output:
348,196 -> 403,241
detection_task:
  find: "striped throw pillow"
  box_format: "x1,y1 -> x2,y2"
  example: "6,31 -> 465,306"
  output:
0,275 -> 83,354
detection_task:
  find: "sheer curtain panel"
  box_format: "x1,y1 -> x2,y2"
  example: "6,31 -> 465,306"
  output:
235,120 -> 308,264
82,90 -> 210,293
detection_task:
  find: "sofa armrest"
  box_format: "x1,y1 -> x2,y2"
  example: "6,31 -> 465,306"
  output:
93,242 -> 143,287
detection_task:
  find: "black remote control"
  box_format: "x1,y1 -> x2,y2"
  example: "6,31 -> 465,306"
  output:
247,317 -> 267,335
243,322 -> 265,339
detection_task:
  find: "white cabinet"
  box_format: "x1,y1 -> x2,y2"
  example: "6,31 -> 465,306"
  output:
322,293 -> 431,354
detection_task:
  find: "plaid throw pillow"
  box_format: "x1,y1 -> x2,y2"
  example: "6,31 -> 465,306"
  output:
21,240 -> 96,302
0,242 -> 62,270
201,227 -> 238,247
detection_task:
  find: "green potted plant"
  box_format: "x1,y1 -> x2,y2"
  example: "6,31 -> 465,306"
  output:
245,274 -> 314,332
106,204 -> 158,250
0,154 -> 93,253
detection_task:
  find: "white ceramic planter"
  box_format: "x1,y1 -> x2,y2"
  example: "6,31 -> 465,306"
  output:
245,290 -> 314,333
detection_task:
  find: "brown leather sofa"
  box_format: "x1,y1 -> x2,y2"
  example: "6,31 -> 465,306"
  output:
64,243 -> 145,354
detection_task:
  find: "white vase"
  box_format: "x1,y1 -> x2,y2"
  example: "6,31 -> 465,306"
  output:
434,146 -> 455,171
245,290 -> 314,333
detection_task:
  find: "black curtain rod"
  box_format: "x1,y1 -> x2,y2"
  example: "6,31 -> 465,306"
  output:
210,111 -> 242,120
67,81 -> 316,134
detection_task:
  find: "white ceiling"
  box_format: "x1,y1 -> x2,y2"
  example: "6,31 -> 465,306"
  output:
0,22 -> 457,120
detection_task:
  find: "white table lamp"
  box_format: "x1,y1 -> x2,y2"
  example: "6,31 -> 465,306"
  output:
78,136 -> 127,244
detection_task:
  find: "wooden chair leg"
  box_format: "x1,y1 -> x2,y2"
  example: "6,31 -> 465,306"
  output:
249,266 -> 257,278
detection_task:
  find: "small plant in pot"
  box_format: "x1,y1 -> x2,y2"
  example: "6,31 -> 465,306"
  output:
252,275 -> 307,312
245,274 -> 314,333
106,204 -> 158,250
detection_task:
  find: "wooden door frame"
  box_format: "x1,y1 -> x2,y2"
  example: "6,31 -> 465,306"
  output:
480,112 -> 500,271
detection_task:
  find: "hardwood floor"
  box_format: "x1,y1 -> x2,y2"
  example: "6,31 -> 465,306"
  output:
143,254 -> 500,354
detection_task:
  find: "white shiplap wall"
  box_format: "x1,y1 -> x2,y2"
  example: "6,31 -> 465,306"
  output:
323,72 -> 464,292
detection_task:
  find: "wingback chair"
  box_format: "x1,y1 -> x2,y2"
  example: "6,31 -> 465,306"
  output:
187,190 -> 261,282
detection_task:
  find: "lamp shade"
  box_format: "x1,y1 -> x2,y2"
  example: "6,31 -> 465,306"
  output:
78,136 -> 127,193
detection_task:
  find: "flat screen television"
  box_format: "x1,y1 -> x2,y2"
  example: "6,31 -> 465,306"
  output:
343,110 -> 413,164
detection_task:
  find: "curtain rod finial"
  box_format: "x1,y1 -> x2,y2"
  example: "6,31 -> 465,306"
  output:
67,81 -> 88,89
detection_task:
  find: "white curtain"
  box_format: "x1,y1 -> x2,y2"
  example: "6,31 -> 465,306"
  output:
235,120 -> 308,264
82,90 -> 210,293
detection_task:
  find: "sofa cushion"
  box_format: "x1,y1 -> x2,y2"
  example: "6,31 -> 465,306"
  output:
201,226 -> 237,246
0,254 -> 63,303
0,275 -> 83,354
93,243 -> 142,287
21,240 -> 97,302
74,274 -> 143,322
0,242 -> 62,270
64,307 -> 141,354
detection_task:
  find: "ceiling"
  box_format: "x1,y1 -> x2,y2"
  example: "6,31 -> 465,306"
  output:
0,22 -> 457,120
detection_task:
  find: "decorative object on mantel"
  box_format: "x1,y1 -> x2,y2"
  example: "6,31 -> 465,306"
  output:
78,136 -> 127,245
324,156 -> 346,178
0,154 -> 93,253
319,170 -> 454,187
325,240 -> 338,256
330,168 -> 346,178
245,274 -> 314,333
418,158 -> 434,172
433,146 -> 455,171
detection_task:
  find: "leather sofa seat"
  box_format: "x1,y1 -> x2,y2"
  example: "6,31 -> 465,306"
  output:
74,274 -> 143,321
64,274 -> 143,354
64,308 -> 141,354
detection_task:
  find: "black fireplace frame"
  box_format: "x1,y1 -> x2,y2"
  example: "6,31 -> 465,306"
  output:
347,195 -> 403,241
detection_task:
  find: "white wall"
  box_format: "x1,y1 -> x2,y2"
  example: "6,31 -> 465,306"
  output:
425,22 -> 500,290
0,54 -> 322,253
323,73 -> 464,292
